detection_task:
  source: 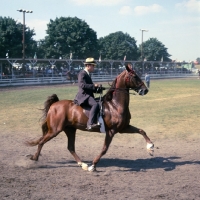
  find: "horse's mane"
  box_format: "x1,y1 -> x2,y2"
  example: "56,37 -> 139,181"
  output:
103,70 -> 126,101
103,79 -> 117,101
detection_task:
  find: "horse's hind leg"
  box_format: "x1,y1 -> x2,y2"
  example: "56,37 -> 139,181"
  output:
120,125 -> 154,155
30,130 -> 62,161
64,127 -> 83,167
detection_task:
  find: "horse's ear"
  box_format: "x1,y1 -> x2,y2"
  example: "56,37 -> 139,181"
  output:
125,64 -> 132,72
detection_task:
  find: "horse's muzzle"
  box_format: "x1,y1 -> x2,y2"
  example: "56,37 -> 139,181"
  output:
138,88 -> 148,96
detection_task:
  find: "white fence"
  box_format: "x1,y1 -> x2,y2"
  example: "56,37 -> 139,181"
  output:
0,74 -> 115,87
0,73 -> 197,87
1,58 -> 197,87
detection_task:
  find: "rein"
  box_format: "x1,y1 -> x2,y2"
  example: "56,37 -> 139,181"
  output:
106,87 -> 137,95
96,69 -> 145,97
105,70 -> 143,95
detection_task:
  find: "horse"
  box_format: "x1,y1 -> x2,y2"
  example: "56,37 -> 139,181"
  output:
66,70 -> 78,84
26,64 -> 154,172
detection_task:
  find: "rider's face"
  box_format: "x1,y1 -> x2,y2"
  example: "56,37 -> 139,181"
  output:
86,64 -> 95,73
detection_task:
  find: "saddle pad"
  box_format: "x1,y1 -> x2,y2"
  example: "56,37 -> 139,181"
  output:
98,115 -> 106,133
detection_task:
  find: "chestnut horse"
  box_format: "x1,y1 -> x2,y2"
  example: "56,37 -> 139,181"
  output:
26,64 -> 154,171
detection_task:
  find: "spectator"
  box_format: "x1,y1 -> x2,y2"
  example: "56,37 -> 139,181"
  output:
145,73 -> 150,88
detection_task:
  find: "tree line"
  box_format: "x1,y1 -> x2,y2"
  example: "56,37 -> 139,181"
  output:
0,16 -> 184,62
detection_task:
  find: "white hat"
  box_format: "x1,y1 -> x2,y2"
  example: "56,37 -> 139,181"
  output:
84,57 -> 97,66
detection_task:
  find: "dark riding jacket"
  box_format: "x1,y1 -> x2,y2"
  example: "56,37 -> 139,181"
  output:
74,70 -> 97,105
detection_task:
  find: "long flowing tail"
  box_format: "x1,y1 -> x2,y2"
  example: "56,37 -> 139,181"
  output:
25,94 -> 59,146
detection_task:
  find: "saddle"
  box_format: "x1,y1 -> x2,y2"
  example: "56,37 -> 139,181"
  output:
73,97 -> 105,133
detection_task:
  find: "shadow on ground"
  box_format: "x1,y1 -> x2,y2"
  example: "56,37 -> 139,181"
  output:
26,156 -> 200,172
96,156 -> 200,171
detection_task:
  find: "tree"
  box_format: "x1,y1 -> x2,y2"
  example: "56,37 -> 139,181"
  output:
141,38 -> 171,61
196,57 -> 200,64
41,17 -> 99,59
98,31 -> 139,60
0,16 -> 36,58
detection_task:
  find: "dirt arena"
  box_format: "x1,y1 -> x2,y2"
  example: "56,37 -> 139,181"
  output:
0,81 -> 200,200
1,129 -> 200,200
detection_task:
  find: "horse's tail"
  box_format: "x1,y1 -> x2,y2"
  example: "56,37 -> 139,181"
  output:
25,94 -> 59,147
41,94 -> 59,136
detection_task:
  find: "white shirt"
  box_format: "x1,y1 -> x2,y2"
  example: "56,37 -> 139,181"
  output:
84,69 -> 90,75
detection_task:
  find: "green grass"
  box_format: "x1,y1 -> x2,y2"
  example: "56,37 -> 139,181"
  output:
130,79 -> 200,139
0,79 -> 200,140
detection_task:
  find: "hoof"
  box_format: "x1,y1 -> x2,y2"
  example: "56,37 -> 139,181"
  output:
25,154 -> 32,158
78,162 -> 88,171
27,155 -> 38,161
88,165 -> 96,172
25,154 -> 35,160
147,143 -> 154,156
148,149 -> 154,156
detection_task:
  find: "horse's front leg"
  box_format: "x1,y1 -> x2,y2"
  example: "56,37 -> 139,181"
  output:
120,125 -> 154,155
88,132 -> 114,172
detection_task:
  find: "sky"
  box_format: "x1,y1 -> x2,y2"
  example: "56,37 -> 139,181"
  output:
1,0 -> 200,61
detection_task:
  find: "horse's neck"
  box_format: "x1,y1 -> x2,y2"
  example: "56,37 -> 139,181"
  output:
112,76 -> 130,109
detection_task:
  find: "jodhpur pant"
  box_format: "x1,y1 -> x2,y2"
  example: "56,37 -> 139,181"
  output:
87,96 -> 99,126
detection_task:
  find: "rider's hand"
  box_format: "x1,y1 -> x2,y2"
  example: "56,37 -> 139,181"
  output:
94,84 -> 99,87
95,84 -> 105,90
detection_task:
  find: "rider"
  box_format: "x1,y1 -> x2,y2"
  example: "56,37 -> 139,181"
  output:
74,57 -> 101,131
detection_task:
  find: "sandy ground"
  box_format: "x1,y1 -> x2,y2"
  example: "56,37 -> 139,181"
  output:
0,81 -> 200,200
1,128 -> 200,200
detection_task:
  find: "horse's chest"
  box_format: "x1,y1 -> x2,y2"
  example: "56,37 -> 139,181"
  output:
105,109 -> 130,126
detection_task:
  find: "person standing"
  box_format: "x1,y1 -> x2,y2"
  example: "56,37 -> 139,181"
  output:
74,57 -> 100,131
198,69 -> 200,79
145,73 -> 150,88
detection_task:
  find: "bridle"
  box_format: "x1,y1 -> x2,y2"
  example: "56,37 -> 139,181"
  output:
125,70 -> 145,92
103,70 -> 145,95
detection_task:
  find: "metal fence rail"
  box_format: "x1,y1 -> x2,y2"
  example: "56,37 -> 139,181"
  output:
0,58 -> 197,87
0,73 -> 197,87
